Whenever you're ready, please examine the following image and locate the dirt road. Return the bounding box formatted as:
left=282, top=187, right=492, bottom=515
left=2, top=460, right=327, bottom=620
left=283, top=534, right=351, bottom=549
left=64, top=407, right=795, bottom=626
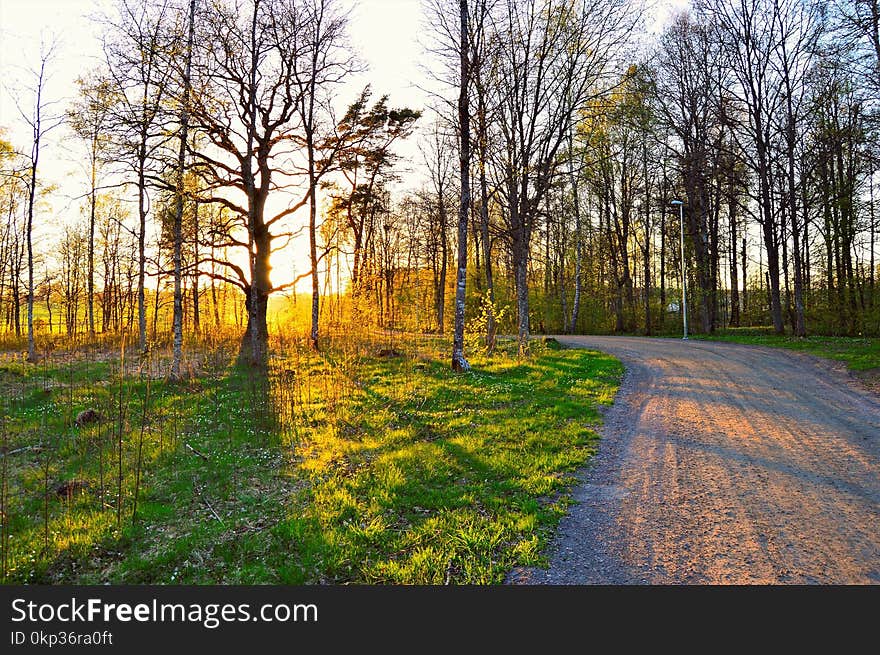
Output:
left=508, top=336, right=880, bottom=584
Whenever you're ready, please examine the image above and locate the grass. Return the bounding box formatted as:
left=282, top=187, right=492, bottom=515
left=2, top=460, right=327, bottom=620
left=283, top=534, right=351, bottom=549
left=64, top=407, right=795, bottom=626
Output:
left=0, top=334, right=621, bottom=584
left=690, top=328, right=880, bottom=372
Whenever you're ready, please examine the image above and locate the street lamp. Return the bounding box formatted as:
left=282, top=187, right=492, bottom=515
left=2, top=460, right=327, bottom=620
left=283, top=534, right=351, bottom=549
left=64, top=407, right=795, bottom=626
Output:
left=671, top=200, right=688, bottom=340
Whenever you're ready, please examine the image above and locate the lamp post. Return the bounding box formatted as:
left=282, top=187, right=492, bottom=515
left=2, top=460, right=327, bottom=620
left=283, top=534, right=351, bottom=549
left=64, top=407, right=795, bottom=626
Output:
left=671, top=200, right=688, bottom=340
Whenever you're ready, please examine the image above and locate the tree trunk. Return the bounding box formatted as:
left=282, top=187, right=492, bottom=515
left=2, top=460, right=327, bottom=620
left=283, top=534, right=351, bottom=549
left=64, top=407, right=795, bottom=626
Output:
left=783, top=70, right=806, bottom=336
left=211, top=256, right=220, bottom=329
left=757, top=140, right=784, bottom=334
left=741, top=236, right=748, bottom=321
left=477, top=105, right=495, bottom=350
left=451, top=0, right=470, bottom=372
left=782, top=204, right=794, bottom=330
left=46, top=280, right=53, bottom=333
left=728, top=185, right=740, bottom=327
left=568, top=127, right=582, bottom=335
left=642, top=137, right=651, bottom=336
left=170, top=0, right=195, bottom=379
left=304, top=21, right=322, bottom=353
left=192, top=201, right=200, bottom=333
left=870, top=176, right=875, bottom=308
left=88, top=156, right=96, bottom=336
left=514, top=250, right=529, bottom=355
left=309, top=167, right=320, bottom=352
left=24, top=58, right=51, bottom=362
left=660, top=165, right=667, bottom=324
left=241, top=289, right=268, bottom=360
left=137, top=154, right=148, bottom=352
left=240, top=1, right=265, bottom=367
left=26, top=155, right=38, bottom=362
left=436, top=198, right=448, bottom=335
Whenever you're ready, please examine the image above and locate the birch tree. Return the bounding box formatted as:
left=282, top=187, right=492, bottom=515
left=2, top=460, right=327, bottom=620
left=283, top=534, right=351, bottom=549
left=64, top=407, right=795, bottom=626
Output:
left=170, top=0, right=196, bottom=379
left=13, top=38, right=64, bottom=361
left=451, top=0, right=471, bottom=372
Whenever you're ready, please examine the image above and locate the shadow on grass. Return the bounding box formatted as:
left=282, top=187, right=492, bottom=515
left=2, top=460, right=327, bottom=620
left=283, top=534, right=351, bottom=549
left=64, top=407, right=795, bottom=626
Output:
left=3, top=344, right=621, bottom=585
left=278, top=347, right=621, bottom=584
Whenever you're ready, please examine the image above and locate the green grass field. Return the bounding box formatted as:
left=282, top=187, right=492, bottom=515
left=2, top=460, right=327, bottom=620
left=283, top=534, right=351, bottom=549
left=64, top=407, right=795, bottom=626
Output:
left=0, top=336, right=621, bottom=584
left=691, top=329, right=880, bottom=372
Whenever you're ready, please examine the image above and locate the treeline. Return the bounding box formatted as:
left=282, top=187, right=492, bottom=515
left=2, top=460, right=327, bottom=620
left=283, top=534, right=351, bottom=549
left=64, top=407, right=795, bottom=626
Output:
left=385, top=0, right=879, bottom=342
left=1, top=0, right=878, bottom=374
left=0, top=0, right=427, bottom=372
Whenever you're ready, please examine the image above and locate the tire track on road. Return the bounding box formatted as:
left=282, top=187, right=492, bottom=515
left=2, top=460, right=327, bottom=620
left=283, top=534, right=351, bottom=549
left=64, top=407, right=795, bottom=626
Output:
left=507, top=336, right=880, bottom=584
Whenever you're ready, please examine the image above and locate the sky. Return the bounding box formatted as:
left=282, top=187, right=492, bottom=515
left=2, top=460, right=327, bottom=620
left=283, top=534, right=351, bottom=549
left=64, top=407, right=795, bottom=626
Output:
left=0, top=0, right=432, bottom=199
left=0, top=0, right=691, bottom=289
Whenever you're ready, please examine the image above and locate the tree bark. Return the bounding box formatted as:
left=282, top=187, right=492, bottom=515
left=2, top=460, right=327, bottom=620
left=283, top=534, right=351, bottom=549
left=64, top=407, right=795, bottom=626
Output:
left=171, top=0, right=195, bottom=379
left=568, top=126, right=582, bottom=334
left=88, top=150, right=96, bottom=336
left=728, top=190, right=740, bottom=328
left=451, top=0, right=471, bottom=372
left=243, top=0, right=263, bottom=367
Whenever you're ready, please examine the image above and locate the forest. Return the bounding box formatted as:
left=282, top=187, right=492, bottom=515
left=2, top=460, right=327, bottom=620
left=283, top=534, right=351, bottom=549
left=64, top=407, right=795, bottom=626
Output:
left=2, top=0, right=878, bottom=364
left=0, top=0, right=877, bottom=584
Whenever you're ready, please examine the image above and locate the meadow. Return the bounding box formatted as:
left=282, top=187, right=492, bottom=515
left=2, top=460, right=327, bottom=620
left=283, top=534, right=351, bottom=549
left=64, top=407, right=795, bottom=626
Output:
left=0, top=329, right=621, bottom=584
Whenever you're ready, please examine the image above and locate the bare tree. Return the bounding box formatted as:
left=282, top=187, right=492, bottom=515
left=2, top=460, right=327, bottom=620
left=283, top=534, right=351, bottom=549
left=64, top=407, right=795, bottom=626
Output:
left=102, top=0, right=176, bottom=352
left=68, top=74, right=113, bottom=337
left=421, top=123, right=454, bottom=334
left=471, top=0, right=501, bottom=349
left=772, top=0, right=822, bottom=336
left=489, top=0, right=638, bottom=353
left=188, top=0, right=306, bottom=366
left=423, top=0, right=501, bottom=350
left=12, top=37, right=64, bottom=361
left=833, top=0, right=880, bottom=90
left=651, top=13, right=724, bottom=334
left=289, top=0, right=358, bottom=352
left=703, top=0, right=789, bottom=334
left=566, top=119, right=584, bottom=334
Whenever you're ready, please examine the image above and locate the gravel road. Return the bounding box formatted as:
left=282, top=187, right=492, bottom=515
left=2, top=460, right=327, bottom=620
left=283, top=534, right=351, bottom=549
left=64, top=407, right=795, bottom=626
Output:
left=507, top=336, right=880, bottom=584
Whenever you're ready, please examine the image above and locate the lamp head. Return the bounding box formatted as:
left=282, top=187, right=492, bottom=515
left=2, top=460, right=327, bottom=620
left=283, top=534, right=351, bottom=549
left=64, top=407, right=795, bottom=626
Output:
left=670, top=200, right=684, bottom=206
